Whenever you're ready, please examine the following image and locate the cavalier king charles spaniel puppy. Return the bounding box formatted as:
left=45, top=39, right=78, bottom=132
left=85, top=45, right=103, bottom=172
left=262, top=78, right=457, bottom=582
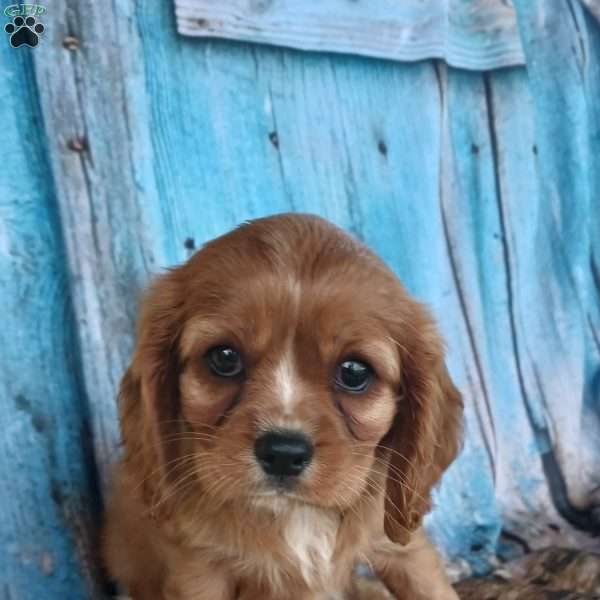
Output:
left=104, top=214, right=463, bottom=600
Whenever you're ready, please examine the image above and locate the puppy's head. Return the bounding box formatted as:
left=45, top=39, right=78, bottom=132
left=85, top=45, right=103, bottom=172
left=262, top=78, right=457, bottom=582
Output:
left=120, top=214, right=462, bottom=543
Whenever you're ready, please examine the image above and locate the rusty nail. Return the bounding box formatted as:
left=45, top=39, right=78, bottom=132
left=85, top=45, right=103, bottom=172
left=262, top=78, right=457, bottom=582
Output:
left=62, top=36, right=80, bottom=50
left=67, top=137, right=87, bottom=152
left=41, top=552, right=54, bottom=576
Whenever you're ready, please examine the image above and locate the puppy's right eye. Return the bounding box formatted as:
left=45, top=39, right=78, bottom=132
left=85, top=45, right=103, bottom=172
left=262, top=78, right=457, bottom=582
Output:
left=206, top=346, right=244, bottom=377
left=335, top=359, right=372, bottom=393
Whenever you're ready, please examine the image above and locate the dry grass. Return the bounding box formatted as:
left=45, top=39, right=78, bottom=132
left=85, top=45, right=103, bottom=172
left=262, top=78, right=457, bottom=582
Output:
left=455, top=548, right=600, bottom=600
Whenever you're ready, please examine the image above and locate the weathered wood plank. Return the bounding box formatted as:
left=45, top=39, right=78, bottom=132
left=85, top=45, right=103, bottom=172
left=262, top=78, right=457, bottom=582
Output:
left=581, top=0, right=600, bottom=22
left=436, top=67, right=542, bottom=569
left=31, top=0, right=164, bottom=491
left=175, top=0, right=526, bottom=71
left=483, top=65, right=596, bottom=547
left=0, top=42, right=104, bottom=600
left=512, top=0, right=600, bottom=530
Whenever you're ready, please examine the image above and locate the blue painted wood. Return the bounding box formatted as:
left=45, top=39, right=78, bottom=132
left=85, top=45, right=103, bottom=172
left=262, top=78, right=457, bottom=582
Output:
left=175, top=0, right=526, bottom=70
left=510, top=0, right=600, bottom=533
left=0, top=0, right=599, bottom=594
left=0, top=42, right=104, bottom=599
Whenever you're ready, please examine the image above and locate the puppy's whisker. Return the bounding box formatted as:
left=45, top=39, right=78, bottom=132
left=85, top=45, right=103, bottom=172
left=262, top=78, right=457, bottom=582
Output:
left=352, top=459, right=405, bottom=484
left=161, top=435, right=220, bottom=444
left=355, top=475, right=414, bottom=537
left=350, top=450, right=426, bottom=486
left=154, top=418, right=219, bottom=430
left=331, top=478, right=365, bottom=522
left=151, top=462, right=239, bottom=510
left=133, top=452, right=199, bottom=491
left=150, top=463, right=200, bottom=510
left=161, top=429, right=219, bottom=436
left=343, top=476, right=376, bottom=514
left=349, top=460, right=418, bottom=498
left=353, top=444, right=418, bottom=468
left=348, top=461, right=429, bottom=507
left=202, top=473, right=238, bottom=511
left=150, top=455, right=206, bottom=498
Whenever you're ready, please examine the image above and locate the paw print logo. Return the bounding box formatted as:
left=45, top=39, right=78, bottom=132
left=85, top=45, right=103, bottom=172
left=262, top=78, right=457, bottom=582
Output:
left=5, top=16, right=45, bottom=48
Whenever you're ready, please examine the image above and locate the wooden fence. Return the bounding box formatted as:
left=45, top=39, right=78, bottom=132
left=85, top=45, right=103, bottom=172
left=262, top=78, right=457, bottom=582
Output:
left=1, top=0, right=599, bottom=597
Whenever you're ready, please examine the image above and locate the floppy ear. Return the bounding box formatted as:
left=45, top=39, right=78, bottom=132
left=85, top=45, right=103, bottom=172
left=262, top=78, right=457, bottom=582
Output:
left=118, top=272, right=185, bottom=514
left=383, top=315, right=463, bottom=545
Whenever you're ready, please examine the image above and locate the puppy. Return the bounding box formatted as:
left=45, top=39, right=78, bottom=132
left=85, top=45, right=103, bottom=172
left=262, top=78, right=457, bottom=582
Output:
left=103, top=214, right=463, bottom=600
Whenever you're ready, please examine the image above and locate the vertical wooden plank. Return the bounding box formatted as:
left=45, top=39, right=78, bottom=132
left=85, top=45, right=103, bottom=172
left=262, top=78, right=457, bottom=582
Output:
left=31, top=0, right=164, bottom=490
left=442, top=65, right=588, bottom=558
left=439, top=67, right=547, bottom=565
left=136, top=0, right=295, bottom=254
left=0, top=42, right=104, bottom=599
left=511, top=0, right=600, bottom=533
left=486, top=66, right=589, bottom=540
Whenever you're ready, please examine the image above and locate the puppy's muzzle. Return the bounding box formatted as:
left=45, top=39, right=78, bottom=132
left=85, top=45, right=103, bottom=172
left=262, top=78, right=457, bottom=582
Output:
left=254, top=431, right=313, bottom=480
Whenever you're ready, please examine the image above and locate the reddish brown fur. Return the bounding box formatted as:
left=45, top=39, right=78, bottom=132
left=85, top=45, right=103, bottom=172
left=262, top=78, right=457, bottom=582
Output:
left=103, top=214, right=463, bottom=599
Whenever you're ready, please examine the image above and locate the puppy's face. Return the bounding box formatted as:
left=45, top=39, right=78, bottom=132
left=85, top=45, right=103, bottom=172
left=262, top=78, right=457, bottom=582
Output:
left=178, top=266, right=401, bottom=511
left=125, top=215, right=462, bottom=541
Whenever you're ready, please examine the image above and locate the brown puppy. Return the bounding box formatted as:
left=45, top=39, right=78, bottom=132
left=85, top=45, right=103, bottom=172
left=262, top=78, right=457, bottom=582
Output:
left=103, top=214, right=463, bottom=600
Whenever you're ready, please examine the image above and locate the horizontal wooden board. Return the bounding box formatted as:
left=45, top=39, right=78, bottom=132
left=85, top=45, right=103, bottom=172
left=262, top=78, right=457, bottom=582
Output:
left=175, top=0, right=526, bottom=70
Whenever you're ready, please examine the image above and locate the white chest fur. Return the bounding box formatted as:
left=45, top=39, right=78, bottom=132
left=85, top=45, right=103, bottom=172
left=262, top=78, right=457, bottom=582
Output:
left=283, top=504, right=340, bottom=587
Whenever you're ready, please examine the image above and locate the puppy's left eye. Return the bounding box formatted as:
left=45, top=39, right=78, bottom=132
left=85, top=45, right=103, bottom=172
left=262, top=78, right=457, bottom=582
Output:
left=335, top=360, right=372, bottom=393
left=207, top=346, right=244, bottom=377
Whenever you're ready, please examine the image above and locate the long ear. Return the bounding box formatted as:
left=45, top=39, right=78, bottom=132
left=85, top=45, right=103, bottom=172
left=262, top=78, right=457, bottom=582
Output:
left=118, top=271, right=185, bottom=514
left=383, top=316, right=463, bottom=544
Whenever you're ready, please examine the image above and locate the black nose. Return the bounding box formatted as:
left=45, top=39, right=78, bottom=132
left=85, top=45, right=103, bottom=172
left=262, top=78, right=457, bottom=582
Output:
left=254, top=431, right=314, bottom=478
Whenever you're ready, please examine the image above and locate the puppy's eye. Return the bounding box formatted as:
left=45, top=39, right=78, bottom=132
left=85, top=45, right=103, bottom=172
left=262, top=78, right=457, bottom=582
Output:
left=207, top=346, right=244, bottom=377
left=335, top=360, right=372, bottom=393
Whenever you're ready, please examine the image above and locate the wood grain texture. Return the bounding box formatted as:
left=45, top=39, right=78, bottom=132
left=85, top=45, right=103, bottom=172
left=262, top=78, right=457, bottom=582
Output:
left=581, top=0, right=600, bottom=22
left=0, top=38, right=104, bottom=600
left=175, top=0, right=526, bottom=71
left=30, top=0, right=163, bottom=491
left=0, top=0, right=598, bottom=595
left=511, top=0, right=600, bottom=533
